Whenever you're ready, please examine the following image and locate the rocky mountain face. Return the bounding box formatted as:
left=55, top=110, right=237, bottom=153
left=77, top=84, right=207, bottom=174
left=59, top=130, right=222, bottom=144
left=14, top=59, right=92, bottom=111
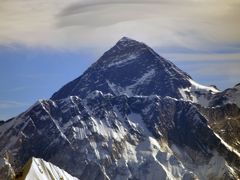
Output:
left=198, top=84, right=240, bottom=154
left=199, top=103, right=240, bottom=153
left=51, top=37, right=219, bottom=105
left=0, top=37, right=239, bottom=180
left=209, top=83, right=240, bottom=108
left=51, top=37, right=191, bottom=100
left=0, top=153, right=15, bottom=180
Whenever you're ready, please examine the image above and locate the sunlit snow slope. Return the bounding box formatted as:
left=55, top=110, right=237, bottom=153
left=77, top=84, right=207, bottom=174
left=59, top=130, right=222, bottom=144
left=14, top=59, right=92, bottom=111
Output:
left=15, top=157, right=78, bottom=180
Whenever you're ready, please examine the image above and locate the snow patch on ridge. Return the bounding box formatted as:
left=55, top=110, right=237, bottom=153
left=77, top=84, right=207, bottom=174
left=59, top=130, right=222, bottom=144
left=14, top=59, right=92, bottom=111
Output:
left=107, top=69, right=155, bottom=96
left=179, top=78, right=220, bottom=106
left=23, top=157, right=78, bottom=180
left=216, top=85, right=240, bottom=108
left=107, top=54, right=138, bottom=68
left=39, top=101, right=71, bottom=144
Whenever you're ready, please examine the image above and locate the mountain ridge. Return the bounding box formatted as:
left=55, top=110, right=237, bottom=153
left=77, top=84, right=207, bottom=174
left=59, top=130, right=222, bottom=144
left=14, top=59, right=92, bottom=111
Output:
left=51, top=37, right=219, bottom=107
left=0, top=37, right=239, bottom=180
left=15, top=157, right=78, bottom=180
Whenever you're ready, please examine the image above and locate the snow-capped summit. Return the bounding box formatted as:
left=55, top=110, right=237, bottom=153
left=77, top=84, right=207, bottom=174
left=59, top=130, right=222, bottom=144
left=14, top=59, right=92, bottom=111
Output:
left=52, top=37, right=217, bottom=103
left=116, top=36, right=141, bottom=47
left=118, top=36, right=133, bottom=42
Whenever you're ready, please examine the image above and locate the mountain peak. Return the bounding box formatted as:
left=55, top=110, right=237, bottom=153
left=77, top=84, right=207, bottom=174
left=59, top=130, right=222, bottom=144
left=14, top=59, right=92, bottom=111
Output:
left=119, top=36, right=134, bottom=42
left=117, top=36, right=141, bottom=45
left=113, top=36, right=146, bottom=50
left=51, top=38, right=194, bottom=100
left=93, top=36, right=153, bottom=68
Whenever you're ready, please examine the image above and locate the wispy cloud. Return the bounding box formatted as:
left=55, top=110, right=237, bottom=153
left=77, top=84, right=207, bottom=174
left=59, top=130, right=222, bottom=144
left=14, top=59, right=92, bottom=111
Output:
left=0, top=100, right=29, bottom=120
left=161, top=52, right=240, bottom=62
left=170, top=58, right=240, bottom=90
left=0, top=100, right=29, bottom=109
left=0, top=0, right=239, bottom=53
left=193, top=62, right=240, bottom=77
left=9, top=87, right=28, bottom=92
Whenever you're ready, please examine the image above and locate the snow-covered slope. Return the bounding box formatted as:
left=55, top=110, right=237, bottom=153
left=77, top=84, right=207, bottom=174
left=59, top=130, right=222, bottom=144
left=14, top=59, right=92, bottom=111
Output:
left=15, top=157, right=78, bottom=180
left=0, top=93, right=239, bottom=179
left=179, top=79, right=220, bottom=106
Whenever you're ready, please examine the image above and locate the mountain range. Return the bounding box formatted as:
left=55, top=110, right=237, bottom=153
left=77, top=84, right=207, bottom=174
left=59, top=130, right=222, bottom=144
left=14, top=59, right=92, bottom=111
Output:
left=0, top=37, right=239, bottom=180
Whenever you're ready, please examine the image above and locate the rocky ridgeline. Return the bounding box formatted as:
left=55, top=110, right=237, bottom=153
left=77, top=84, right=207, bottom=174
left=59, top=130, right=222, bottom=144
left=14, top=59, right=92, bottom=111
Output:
left=0, top=37, right=239, bottom=180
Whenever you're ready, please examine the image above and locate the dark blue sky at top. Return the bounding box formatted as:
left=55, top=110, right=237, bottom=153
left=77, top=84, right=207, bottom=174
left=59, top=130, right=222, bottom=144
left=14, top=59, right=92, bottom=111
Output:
left=0, top=45, right=240, bottom=120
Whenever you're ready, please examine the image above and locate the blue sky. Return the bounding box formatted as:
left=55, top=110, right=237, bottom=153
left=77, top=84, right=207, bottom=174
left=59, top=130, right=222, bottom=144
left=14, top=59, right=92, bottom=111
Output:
left=0, top=0, right=240, bottom=119
left=0, top=47, right=96, bottom=120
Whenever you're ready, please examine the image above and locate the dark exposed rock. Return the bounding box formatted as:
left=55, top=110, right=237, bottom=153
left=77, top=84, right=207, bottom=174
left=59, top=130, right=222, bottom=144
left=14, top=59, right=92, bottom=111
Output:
left=51, top=37, right=191, bottom=100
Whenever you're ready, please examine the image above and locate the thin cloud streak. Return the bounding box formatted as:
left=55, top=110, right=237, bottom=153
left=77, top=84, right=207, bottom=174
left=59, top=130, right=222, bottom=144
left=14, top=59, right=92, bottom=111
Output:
left=0, top=100, right=29, bottom=109
left=9, top=87, right=28, bottom=92
left=161, top=53, right=240, bottom=62
left=0, top=0, right=239, bottom=53
left=58, top=0, right=176, bottom=16
left=177, top=61, right=240, bottom=77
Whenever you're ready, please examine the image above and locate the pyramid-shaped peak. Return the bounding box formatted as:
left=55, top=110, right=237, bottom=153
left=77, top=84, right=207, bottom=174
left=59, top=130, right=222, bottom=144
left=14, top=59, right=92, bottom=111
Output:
left=119, top=36, right=137, bottom=42
left=51, top=37, right=193, bottom=100
left=116, top=36, right=144, bottom=47
left=91, top=36, right=162, bottom=70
